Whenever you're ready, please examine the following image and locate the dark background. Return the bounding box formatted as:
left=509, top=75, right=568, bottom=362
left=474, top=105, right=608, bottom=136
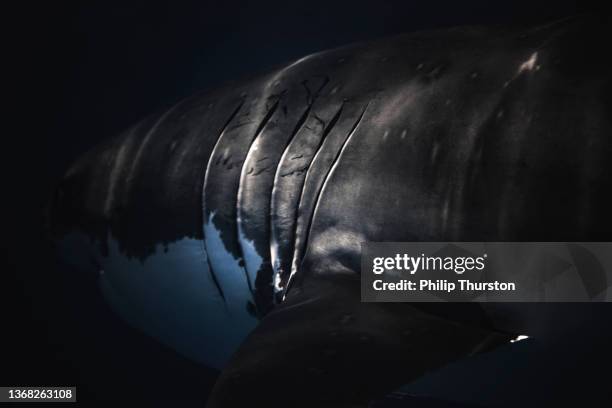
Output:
left=3, top=1, right=606, bottom=406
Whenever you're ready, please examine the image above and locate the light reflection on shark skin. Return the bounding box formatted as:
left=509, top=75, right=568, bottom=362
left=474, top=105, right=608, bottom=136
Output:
left=58, top=230, right=258, bottom=369
left=237, top=221, right=264, bottom=292
left=203, top=212, right=260, bottom=323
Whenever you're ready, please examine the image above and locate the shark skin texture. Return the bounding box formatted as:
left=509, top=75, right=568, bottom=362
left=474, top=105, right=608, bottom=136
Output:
left=48, top=14, right=611, bottom=407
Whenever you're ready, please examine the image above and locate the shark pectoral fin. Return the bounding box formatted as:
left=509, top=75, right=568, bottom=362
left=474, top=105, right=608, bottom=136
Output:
left=206, top=277, right=509, bottom=407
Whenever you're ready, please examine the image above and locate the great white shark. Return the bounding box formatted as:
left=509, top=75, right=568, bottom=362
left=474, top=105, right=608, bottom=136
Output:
left=49, top=14, right=611, bottom=406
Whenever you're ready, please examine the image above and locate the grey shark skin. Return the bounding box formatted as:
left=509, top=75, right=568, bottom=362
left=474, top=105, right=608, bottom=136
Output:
left=49, top=15, right=611, bottom=407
